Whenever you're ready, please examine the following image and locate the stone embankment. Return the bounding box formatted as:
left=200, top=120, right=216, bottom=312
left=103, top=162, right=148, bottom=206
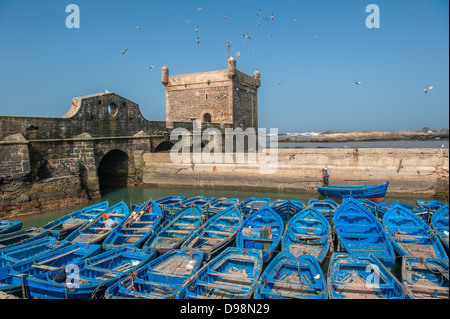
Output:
left=278, top=130, right=449, bottom=143
left=142, top=148, right=449, bottom=200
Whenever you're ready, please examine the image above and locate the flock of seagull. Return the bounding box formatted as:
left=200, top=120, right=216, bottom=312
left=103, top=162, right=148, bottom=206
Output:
left=119, top=7, right=435, bottom=93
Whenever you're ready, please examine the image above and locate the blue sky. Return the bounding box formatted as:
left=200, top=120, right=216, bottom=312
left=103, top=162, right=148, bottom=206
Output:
left=0, top=0, right=448, bottom=132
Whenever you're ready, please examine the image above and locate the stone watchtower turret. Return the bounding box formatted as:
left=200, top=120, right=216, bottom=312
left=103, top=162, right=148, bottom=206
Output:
left=161, top=58, right=260, bottom=129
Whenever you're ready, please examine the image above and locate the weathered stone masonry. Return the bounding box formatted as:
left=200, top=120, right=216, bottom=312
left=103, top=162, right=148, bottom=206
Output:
left=0, top=60, right=260, bottom=217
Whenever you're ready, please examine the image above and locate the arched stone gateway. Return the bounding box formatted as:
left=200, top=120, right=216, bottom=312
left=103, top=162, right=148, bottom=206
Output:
left=97, top=150, right=129, bottom=190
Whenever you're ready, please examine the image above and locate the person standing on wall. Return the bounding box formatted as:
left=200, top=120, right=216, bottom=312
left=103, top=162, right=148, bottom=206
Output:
left=322, top=168, right=329, bottom=186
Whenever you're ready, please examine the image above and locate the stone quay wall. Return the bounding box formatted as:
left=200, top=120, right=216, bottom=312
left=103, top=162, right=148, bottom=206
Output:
left=142, top=148, right=449, bottom=198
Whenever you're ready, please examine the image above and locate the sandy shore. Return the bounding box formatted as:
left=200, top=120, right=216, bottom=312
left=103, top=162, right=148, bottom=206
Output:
left=278, top=130, right=449, bottom=143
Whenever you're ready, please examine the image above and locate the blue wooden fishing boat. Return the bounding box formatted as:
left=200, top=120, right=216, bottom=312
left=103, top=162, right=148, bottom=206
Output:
left=327, top=252, right=407, bottom=299
left=239, top=197, right=271, bottom=217
left=105, top=250, right=204, bottom=299
left=357, top=198, right=389, bottom=219
left=270, top=199, right=305, bottom=222
left=0, top=237, right=64, bottom=270
left=282, top=207, right=331, bottom=264
left=0, top=220, right=22, bottom=236
left=307, top=199, right=338, bottom=222
left=254, top=253, right=327, bottom=299
left=383, top=203, right=448, bottom=261
left=431, top=204, right=449, bottom=250
left=181, top=206, right=243, bottom=261
left=64, top=201, right=130, bottom=245
left=143, top=205, right=203, bottom=254
left=401, top=256, right=449, bottom=299
left=236, top=206, right=283, bottom=263
left=202, top=197, right=239, bottom=219
left=176, top=247, right=263, bottom=299
left=103, top=200, right=163, bottom=249
left=27, top=246, right=156, bottom=299
left=416, top=199, right=446, bottom=212
left=318, top=182, right=389, bottom=202
left=0, top=227, right=59, bottom=249
left=333, top=197, right=396, bottom=268
left=390, top=201, right=429, bottom=221
left=0, top=243, right=101, bottom=295
left=40, top=201, right=109, bottom=240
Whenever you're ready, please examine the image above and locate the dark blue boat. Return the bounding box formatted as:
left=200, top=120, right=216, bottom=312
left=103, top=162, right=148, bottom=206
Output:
left=176, top=247, right=263, bottom=299
left=103, top=200, right=163, bottom=249
left=40, top=201, right=109, bottom=240
left=0, top=237, right=64, bottom=270
left=430, top=204, right=449, bottom=250
left=27, top=247, right=156, bottom=299
left=239, top=197, right=271, bottom=217
left=236, top=206, right=283, bottom=263
left=105, top=250, right=204, bottom=299
left=64, top=201, right=130, bottom=245
left=416, top=199, right=446, bottom=213
left=307, top=199, right=338, bottom=222
left=333, top=197, right=396, bottom=268
left=0, top=243, right=101, bottom=295
left=202, top=197, right=239, bottom=219
left=181, top=206, right=243, bottom=261
left=270, top=199, right=305, bottom=222
left=254, top=253, right=327, bottom=299
left=383, top=203, right=448, bottom=261
left=282, top=207, right=331, bottom=264
left=0, top=220, right=22, bottom=235
left=318, top=182, right=389, bottom=202
left=327, top=252, right=407, bottom=299
left=357, top=198, right=389, bottom=219
left=0, top=227, right=59, bottom=248
left=143, top=205, right=204, bottom=254
left=401, top=256, right=449, bottom=299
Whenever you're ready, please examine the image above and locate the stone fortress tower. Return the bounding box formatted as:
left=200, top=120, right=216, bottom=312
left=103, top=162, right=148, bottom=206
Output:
left=161, top=57, right=260, bottom=130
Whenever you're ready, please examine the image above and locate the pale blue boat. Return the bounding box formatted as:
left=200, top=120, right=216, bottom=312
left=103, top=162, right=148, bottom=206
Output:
left=143, top=205, right=204, bottom=253
left=103, top=200, right=163, bottom=249
left=327, top=252, right=407, bottom=299
left=0, top=220, right=22, bottom=236
left=239, top=197, right=271, bottom=217
left=26, top=246, right=156, bottom=299
left=383, top=203, right=448, bottom=261
left=270, top=199, right=305, bottom=222
left=0, top=243, right=101, bottom=295
left=176, top=247, right=263, bottom=299
left=40, top=201, right=109, bottom=240
left=64, top=201, right=130, bottom=245
left=282, top=207, right=331, bottom=264
left=105, top=250, right=204, bottom=299
left=236, top=206, right=283, bottom=263
left=431, top=204, right=449, bottom=250
left=401, top=256, right=449, bottom=299
left=254, top=253, right=327, bottom=299
left=307, top=199, right=338, bottom=222
left=181, top=206, right=243, bottom=261
left=333, top=197, right=396, bottom=268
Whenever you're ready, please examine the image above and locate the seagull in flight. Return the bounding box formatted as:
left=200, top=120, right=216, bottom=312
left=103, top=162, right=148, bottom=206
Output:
left=241, top=33, right=251, bottom=40
left=224, top=14, right=229, bottom=19
left=122, top=49, right=128, bottom=55
left=195, top=26, right=199, bottom=33
left=424, top=85, right=433, bottom=93
left=257, top=10, right=261, bottom=16
left=196, top=8, right=204, bottom=11
left=354, top=81, right=362, bottom=85
left=197, top=37, right=200, bottom=45
left=136, top=26, right=141, bottom=30
left=271, top=13, right=274, bottom=20
left=147, top=66, right=155, bottom=69
left=184, top=20, right=192, bottom=23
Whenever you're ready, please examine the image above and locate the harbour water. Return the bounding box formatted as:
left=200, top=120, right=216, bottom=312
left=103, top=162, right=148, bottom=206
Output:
left=15, top=185, right=420, bottom=229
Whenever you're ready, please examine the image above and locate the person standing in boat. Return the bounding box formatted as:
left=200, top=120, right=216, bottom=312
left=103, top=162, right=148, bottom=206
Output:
left=322, top=168, right=329, bottom=186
